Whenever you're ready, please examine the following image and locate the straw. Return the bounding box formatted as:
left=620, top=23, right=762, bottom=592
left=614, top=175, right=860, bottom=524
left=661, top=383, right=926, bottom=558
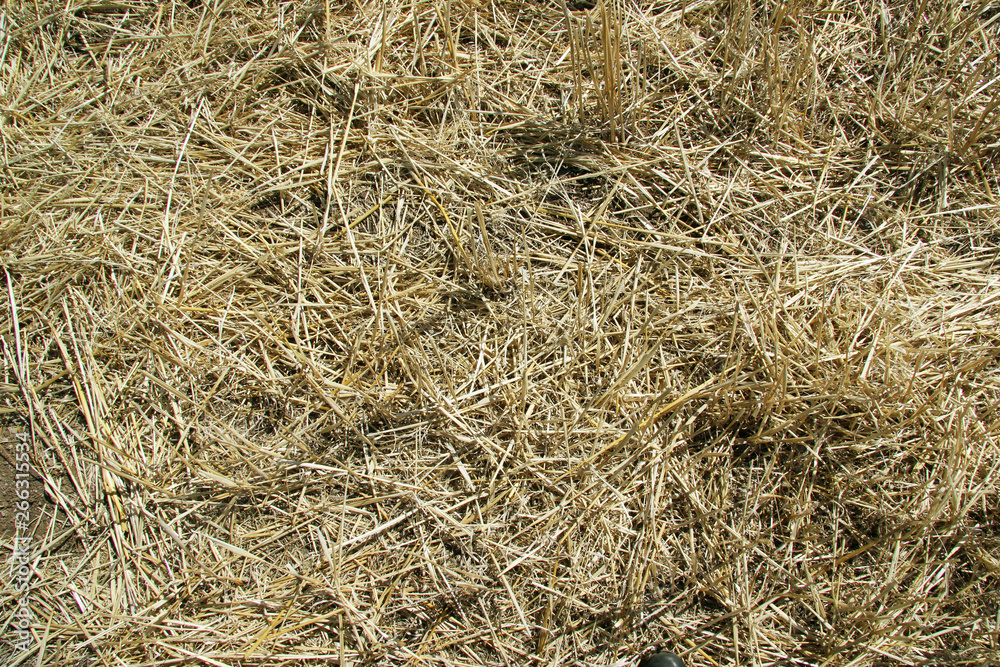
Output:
left=0, top=0, right=997, bottom=665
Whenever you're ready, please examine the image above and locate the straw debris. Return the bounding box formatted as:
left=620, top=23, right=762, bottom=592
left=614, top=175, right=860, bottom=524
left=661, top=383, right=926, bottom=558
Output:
left=1, top=0, right=998, bottom=665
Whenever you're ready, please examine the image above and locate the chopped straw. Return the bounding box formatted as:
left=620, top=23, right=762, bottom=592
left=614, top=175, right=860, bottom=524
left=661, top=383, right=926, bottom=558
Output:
left=1, top=0, right=999, bottom=665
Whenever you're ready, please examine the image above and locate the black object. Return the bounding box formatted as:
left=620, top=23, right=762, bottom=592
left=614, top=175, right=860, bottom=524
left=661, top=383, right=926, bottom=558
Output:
left=639, top=652, right=686, bottom=667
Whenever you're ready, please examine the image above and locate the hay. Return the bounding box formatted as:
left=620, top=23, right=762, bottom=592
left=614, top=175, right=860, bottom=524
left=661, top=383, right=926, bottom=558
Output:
left=1, top=0, right=998, bottom=665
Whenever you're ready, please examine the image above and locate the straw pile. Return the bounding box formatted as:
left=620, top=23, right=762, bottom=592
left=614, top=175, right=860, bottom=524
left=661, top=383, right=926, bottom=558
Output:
left=1, top=0, right=998, bottom=665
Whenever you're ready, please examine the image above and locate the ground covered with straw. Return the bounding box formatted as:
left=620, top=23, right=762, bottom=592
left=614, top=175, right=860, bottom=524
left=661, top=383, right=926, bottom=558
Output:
left=1, top=0, right=999, bottom=665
